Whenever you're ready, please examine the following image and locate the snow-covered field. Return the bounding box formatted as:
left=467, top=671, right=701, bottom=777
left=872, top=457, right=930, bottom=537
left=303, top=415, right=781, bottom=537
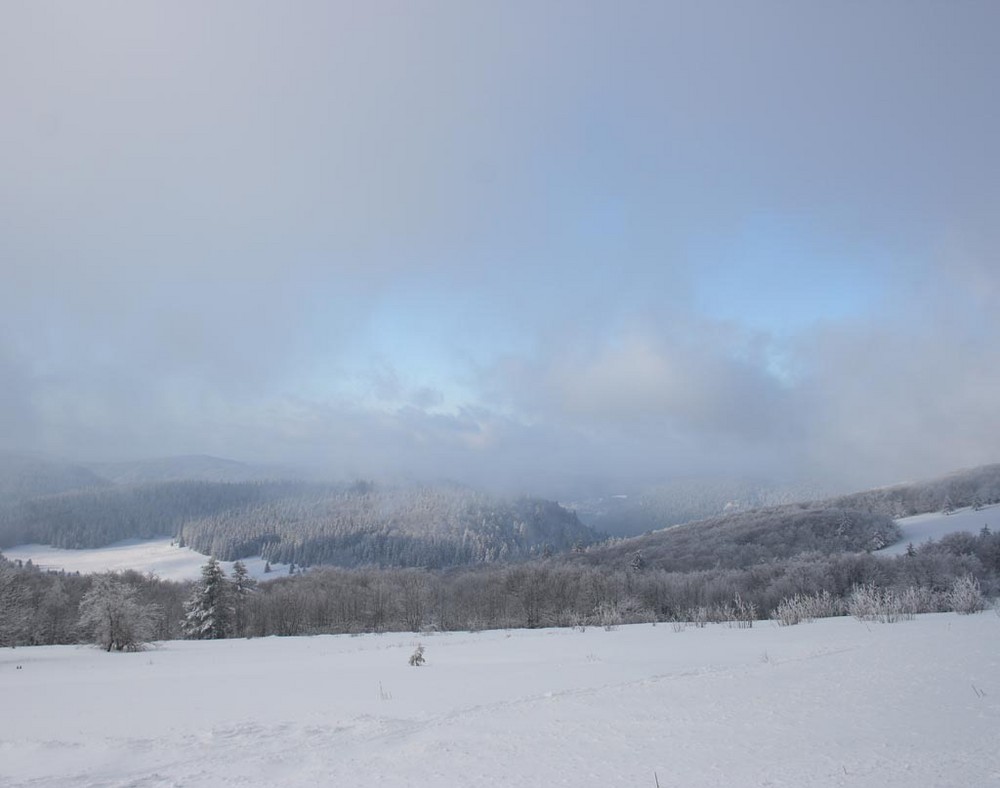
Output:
left=879, top=504, right=999, bottom=556
left=1, top=539, right=287, bottom=582
left=2, top=614, right=998, bottom=787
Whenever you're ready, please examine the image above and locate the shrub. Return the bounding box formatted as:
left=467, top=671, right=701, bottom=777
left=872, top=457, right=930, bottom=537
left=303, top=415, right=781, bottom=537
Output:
left=409, top=644, right=425, bottom=666
left=682, top=607, right=710, bottom=628
left=897, top=586, right=943, bottom=616
left=727, top=593, right=757, bottom=629
left=947, top=575, right=986, bottom=614
left=849, top=583, right=910, bottom=623
left=595, top=600, right=623, bottom=631
left=773, top=590, right=845, bottom=626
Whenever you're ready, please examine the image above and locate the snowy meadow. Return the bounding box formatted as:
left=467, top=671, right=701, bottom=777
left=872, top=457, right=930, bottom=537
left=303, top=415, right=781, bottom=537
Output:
left=2, top=613, right=998, bottom=788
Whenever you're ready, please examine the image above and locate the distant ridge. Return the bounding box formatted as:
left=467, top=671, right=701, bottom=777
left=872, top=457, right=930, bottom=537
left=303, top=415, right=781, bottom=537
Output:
left=0, top=453, right=111, bottom=504
left=85, top=454, right=283, bottom=484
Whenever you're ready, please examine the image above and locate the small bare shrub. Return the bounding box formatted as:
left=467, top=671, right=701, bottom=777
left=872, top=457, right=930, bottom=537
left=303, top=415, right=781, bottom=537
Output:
left=409, top=644, right=425, bottom=666
left=595, top=600, right=623, bottom=631
left=947, top=575, right=986, bottom=615
left=898, top=586, right=942, bottom=616
left=774, top=595, right=810, bottom=626
left=728, top=593, right=757, bottom=629
left=849, top=584, right=910, bottom=623
left=687, top=606, right=710, bottom=628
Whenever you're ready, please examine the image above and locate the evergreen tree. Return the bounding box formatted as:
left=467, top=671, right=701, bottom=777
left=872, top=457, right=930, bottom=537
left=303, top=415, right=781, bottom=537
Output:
left=182, top=557, right=234, bottom=639
left=230, top=560, right=257, bottom=638
left=0, top=562, right=32, bottom=647
left=231, top=561, right=257, bottom=595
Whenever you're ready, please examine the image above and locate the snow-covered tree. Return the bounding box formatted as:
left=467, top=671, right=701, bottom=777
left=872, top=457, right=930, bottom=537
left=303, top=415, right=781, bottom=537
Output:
left=77, top=574, right=160, bottom=652
left=182, top=557, right=234, bottom=639
left=230, top=560, right=257, bottom=637
left=231, top=561, right=256, bottom=595
left=947, top=574, right=986, bottom=615
left=0, top=561, right=32, bottom=647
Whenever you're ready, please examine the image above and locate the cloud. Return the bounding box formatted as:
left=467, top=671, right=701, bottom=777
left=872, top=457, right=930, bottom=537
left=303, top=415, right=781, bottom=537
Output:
left=1, top=2, right=999, bottom=495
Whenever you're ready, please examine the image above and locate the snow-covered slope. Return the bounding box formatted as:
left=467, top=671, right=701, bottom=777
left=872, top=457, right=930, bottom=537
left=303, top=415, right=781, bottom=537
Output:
left=2, top=538, right=287, bottom=582
left=2, top=613, right=997, bottom=787
left=879, top=504, right=999, bottom=556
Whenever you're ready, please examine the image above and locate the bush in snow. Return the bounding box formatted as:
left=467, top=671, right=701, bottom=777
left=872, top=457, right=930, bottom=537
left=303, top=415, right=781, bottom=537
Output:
left=409, top=644, right=425, bottom=666
left=595, top=600, right=623, bottom=631
left=848, top=584, right=919, bottom=623
left=947, top=575, right=986, bottom=615
left=725, top=593, right=757, bottom=629
left=774, top=596, right=809, bottom=626
left=897, top=586, right=944, bottom=616
left=683, top=607, right=710, bottom=628
left=774, top=592, right=840, bottom=626
left=77, top=574, right=160, bottom=652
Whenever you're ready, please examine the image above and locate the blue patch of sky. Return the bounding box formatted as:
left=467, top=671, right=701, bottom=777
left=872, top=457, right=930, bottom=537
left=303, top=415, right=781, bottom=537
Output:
left=688, top=215, right=892, bottom=336
left=333, top=282, right=535, bottom=411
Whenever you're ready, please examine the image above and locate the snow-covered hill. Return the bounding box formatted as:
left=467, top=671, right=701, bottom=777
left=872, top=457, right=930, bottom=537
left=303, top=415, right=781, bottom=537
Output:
left=2, top=538, right=287, bottom=582
left=879, top=504, right=1000, bottom=556
left=2, top=613, right=997, bottom=787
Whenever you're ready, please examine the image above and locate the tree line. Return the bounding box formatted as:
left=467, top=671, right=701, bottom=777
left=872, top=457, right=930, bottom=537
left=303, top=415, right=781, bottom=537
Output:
left=3, top=525, right=997, bottom=648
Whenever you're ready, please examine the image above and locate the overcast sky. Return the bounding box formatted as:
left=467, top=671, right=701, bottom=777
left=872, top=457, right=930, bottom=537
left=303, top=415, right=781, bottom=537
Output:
left=2, top=1, right=999, bottom=495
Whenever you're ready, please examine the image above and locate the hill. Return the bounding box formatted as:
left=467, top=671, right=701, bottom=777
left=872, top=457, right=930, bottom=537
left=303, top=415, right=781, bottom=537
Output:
left=827, top=463, right=1000, bottom=518
left=85, top=454, right=284, bottom=484
left=567, top=477, right=832, bottom=537
left=0, top=453, right=111, bottom=504
left=0, top=479, right=600, bottom=569
left=569, top=503, right=899, bottom=573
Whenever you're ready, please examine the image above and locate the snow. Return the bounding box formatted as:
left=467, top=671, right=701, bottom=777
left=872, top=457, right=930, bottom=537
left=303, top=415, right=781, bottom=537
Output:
left=879, top=504, right=999, bottom=556
left=1, top=538, right=289, bottom=582
left=2, top=613, right=998, bottom=787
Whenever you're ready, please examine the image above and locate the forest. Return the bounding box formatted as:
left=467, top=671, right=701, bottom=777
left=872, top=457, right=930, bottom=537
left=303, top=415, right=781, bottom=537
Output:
left=2, top=460, right=1000, bottom=649
left=2, top=511, right=997, bottom=648
left=0, top=479, right=600, bottom=569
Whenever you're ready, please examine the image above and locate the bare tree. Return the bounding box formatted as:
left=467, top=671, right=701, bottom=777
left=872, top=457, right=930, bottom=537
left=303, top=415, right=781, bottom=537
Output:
left=77, top=574, right=160, bottom=651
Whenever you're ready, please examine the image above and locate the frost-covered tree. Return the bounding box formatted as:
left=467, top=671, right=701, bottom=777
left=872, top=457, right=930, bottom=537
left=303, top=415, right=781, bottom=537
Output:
left=947, top=574, right=985, bottom=614
left=0, top=561, right=32, bottom=647
left=77, top=574, right=160, bottom=651
left=182, top=557, right=234, bottom=639
left=231, top=561, right=256, bottom=594
left=230, top=560, right=257, bottom=637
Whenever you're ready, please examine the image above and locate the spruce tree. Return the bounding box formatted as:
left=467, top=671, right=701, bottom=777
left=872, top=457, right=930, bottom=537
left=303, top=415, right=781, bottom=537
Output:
left=182, top=557, right=234, bottom=639
left=230, top=561, right=257, bottom=638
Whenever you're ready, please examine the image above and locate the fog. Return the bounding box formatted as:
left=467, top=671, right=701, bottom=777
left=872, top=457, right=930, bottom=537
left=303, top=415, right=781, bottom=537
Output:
left=2, top=2, right=999, bottom=496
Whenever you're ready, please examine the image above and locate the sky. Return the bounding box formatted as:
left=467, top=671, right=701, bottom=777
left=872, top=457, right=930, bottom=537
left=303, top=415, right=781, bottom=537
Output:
left=2, top=1, right=999, bottom=496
